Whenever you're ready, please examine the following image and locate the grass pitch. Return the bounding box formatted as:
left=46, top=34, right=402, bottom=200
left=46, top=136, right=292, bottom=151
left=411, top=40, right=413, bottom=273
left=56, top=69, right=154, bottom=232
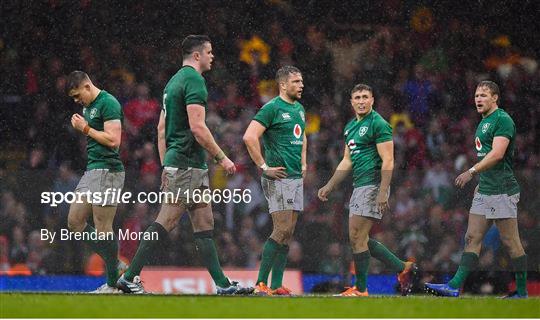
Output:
left=0, top=293, right=538, bottom=318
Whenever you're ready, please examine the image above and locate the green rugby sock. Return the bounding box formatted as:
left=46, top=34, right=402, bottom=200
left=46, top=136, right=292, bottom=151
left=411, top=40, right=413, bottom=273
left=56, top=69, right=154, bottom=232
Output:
left=368, top=238, right=405, bottom=272
left=512, top=255, right=528, bottom=296
left=83, top=225, right=119, bottom=285
left=82, top=224, right=101, bottom=254
left=193, top=230, right=230, bottom=288
left=448, top=252, right=479, bottom=289
left=353, top=250, right=370, bottom=292
left=124, top=222, right=168, bottom=281
left=257, top=238, right=280, bottom=285
left=99, top=237, right=119, bottom=286
left=270, top=244, right=289, bottom=290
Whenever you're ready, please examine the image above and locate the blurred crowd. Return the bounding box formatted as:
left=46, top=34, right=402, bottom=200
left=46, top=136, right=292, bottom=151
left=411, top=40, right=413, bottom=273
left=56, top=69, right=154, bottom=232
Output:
left=1, top=1, right=539, bottom=293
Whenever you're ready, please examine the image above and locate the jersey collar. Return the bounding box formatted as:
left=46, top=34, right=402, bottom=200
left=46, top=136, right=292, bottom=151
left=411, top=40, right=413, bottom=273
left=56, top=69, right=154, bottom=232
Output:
left=277, top=96, right=298, bottom=107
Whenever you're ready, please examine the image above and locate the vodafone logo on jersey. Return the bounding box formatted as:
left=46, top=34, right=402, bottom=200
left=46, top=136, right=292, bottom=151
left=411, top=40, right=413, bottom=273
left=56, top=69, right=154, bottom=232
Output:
left=293, top=124, right=302, bottom=139
left=348, top=139, right=357, bottom=150
left=475, top=137, right=482, bottom=151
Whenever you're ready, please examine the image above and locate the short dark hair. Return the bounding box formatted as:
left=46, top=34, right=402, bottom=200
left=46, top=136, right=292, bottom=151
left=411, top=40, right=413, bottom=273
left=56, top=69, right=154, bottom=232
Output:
left=276, top=65, right=302, bottom=83
left=182, top=35, right=211, bottom=59
left=66, top=71, right=90, bottom=93
left=350, top=83, right=373, bottom=96
left=477, top=80, right=500, bottom=96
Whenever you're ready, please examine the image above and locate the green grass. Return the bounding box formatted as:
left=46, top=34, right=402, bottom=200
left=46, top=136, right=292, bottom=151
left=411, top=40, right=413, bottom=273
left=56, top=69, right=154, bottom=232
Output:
left=0, top=293, right=538, bottom=318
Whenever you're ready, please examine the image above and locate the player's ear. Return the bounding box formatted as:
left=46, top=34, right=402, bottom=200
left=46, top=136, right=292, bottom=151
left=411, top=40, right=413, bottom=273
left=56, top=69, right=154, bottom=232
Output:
left=492, top=94, right=498, bottom=103
left=193, top=51, right=200, bottom=61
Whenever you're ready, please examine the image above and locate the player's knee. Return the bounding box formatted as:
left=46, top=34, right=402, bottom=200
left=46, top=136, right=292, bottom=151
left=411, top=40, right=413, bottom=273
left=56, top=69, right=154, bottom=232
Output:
left=161, top=217, right=179, bottom=232
left=350, top=241, right=366, bottom=253
left=192, top=220, right=214, bottom=233
left=270, top=232, right=284, bottom=244
left=94, top=216, right=112, bottom=232
left=499, top=233, right=512, bottom=248
left=281, top=229, right=293, bottom=244
left=67, top=215, right=85, bottom=232
left=352, top=239, right=368, bottom=252
left=348, top=232, right=357, bottom=246
left=464, top=232, right=482, bottom=247
left=283, top=223, right=296, bottom=241
left=155, top=212, right=180, bottom=232
left=94, top=222, right=113, bottom=234
left=500, top=235, right=523, bottom=256
left=349, top=230, right=363, bottom=244
left=270, top=228, right=291, bottom=244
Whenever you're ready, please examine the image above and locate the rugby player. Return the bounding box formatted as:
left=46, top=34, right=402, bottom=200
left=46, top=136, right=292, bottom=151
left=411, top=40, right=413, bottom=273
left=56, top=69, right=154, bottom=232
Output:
left=117, top=35, right=252, bottom=295
left=243, top=66, right=307, bottom=295
left=318, top=84, right=417, bottom=296
left=425, top=81, right=528, bottom=298
left=66, top=71, right=125, bottom=293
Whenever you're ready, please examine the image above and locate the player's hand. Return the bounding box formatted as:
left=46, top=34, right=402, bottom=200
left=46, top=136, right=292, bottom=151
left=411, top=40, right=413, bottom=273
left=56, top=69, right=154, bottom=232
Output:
left=376, top=190, right=390, bottom=214
left=71, top=114, right=87, bottom=132
left=160, top=169, right=168, bottom=191
left=318, top=184, right=332, bottom=201
left=264, top=166, right=287, bottom=180
left=218, top=156, right=236, bottom=175
left=455, top=171, right=473, bottom=188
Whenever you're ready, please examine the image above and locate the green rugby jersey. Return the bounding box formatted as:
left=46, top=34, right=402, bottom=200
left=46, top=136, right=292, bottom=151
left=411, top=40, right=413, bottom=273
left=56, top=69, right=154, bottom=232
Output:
left=343, top=110, right=392, bottom=187
left=82, top=90, right=124, bottom=172
left=475, top=108, right=520, bottom=195
left=253, top=96, right=306, bottom=179
left=163, top=66, right=208, bottom=169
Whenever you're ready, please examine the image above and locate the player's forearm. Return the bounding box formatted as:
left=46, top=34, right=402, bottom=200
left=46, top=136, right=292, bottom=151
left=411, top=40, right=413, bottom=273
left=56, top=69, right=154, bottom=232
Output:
left=471, top=150, right=504, bottom=173
left=379, top=160, right=394, bottom=193
left=244, top=138, right=265, bottom=167
left=87, top=129, right=119, bottom=149
left=191, top=125, right=223, bottom=159
left=157, top=111, right=166, bottom=165
left=326, top=159, right=352, bottom=190
left=157, top=132, right=166, bottom=165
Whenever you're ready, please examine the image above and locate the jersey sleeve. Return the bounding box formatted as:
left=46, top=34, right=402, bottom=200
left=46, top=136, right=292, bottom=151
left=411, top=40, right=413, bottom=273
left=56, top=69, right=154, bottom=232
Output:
left=253, top=104, right=275, bottom=128
left=374, top=119, right=393, bottom=143
left=185, top=75, right=208, bottom=106
left=494, top=115, right=515, bottom=140
left=102, top=98, right=122, bottom=122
